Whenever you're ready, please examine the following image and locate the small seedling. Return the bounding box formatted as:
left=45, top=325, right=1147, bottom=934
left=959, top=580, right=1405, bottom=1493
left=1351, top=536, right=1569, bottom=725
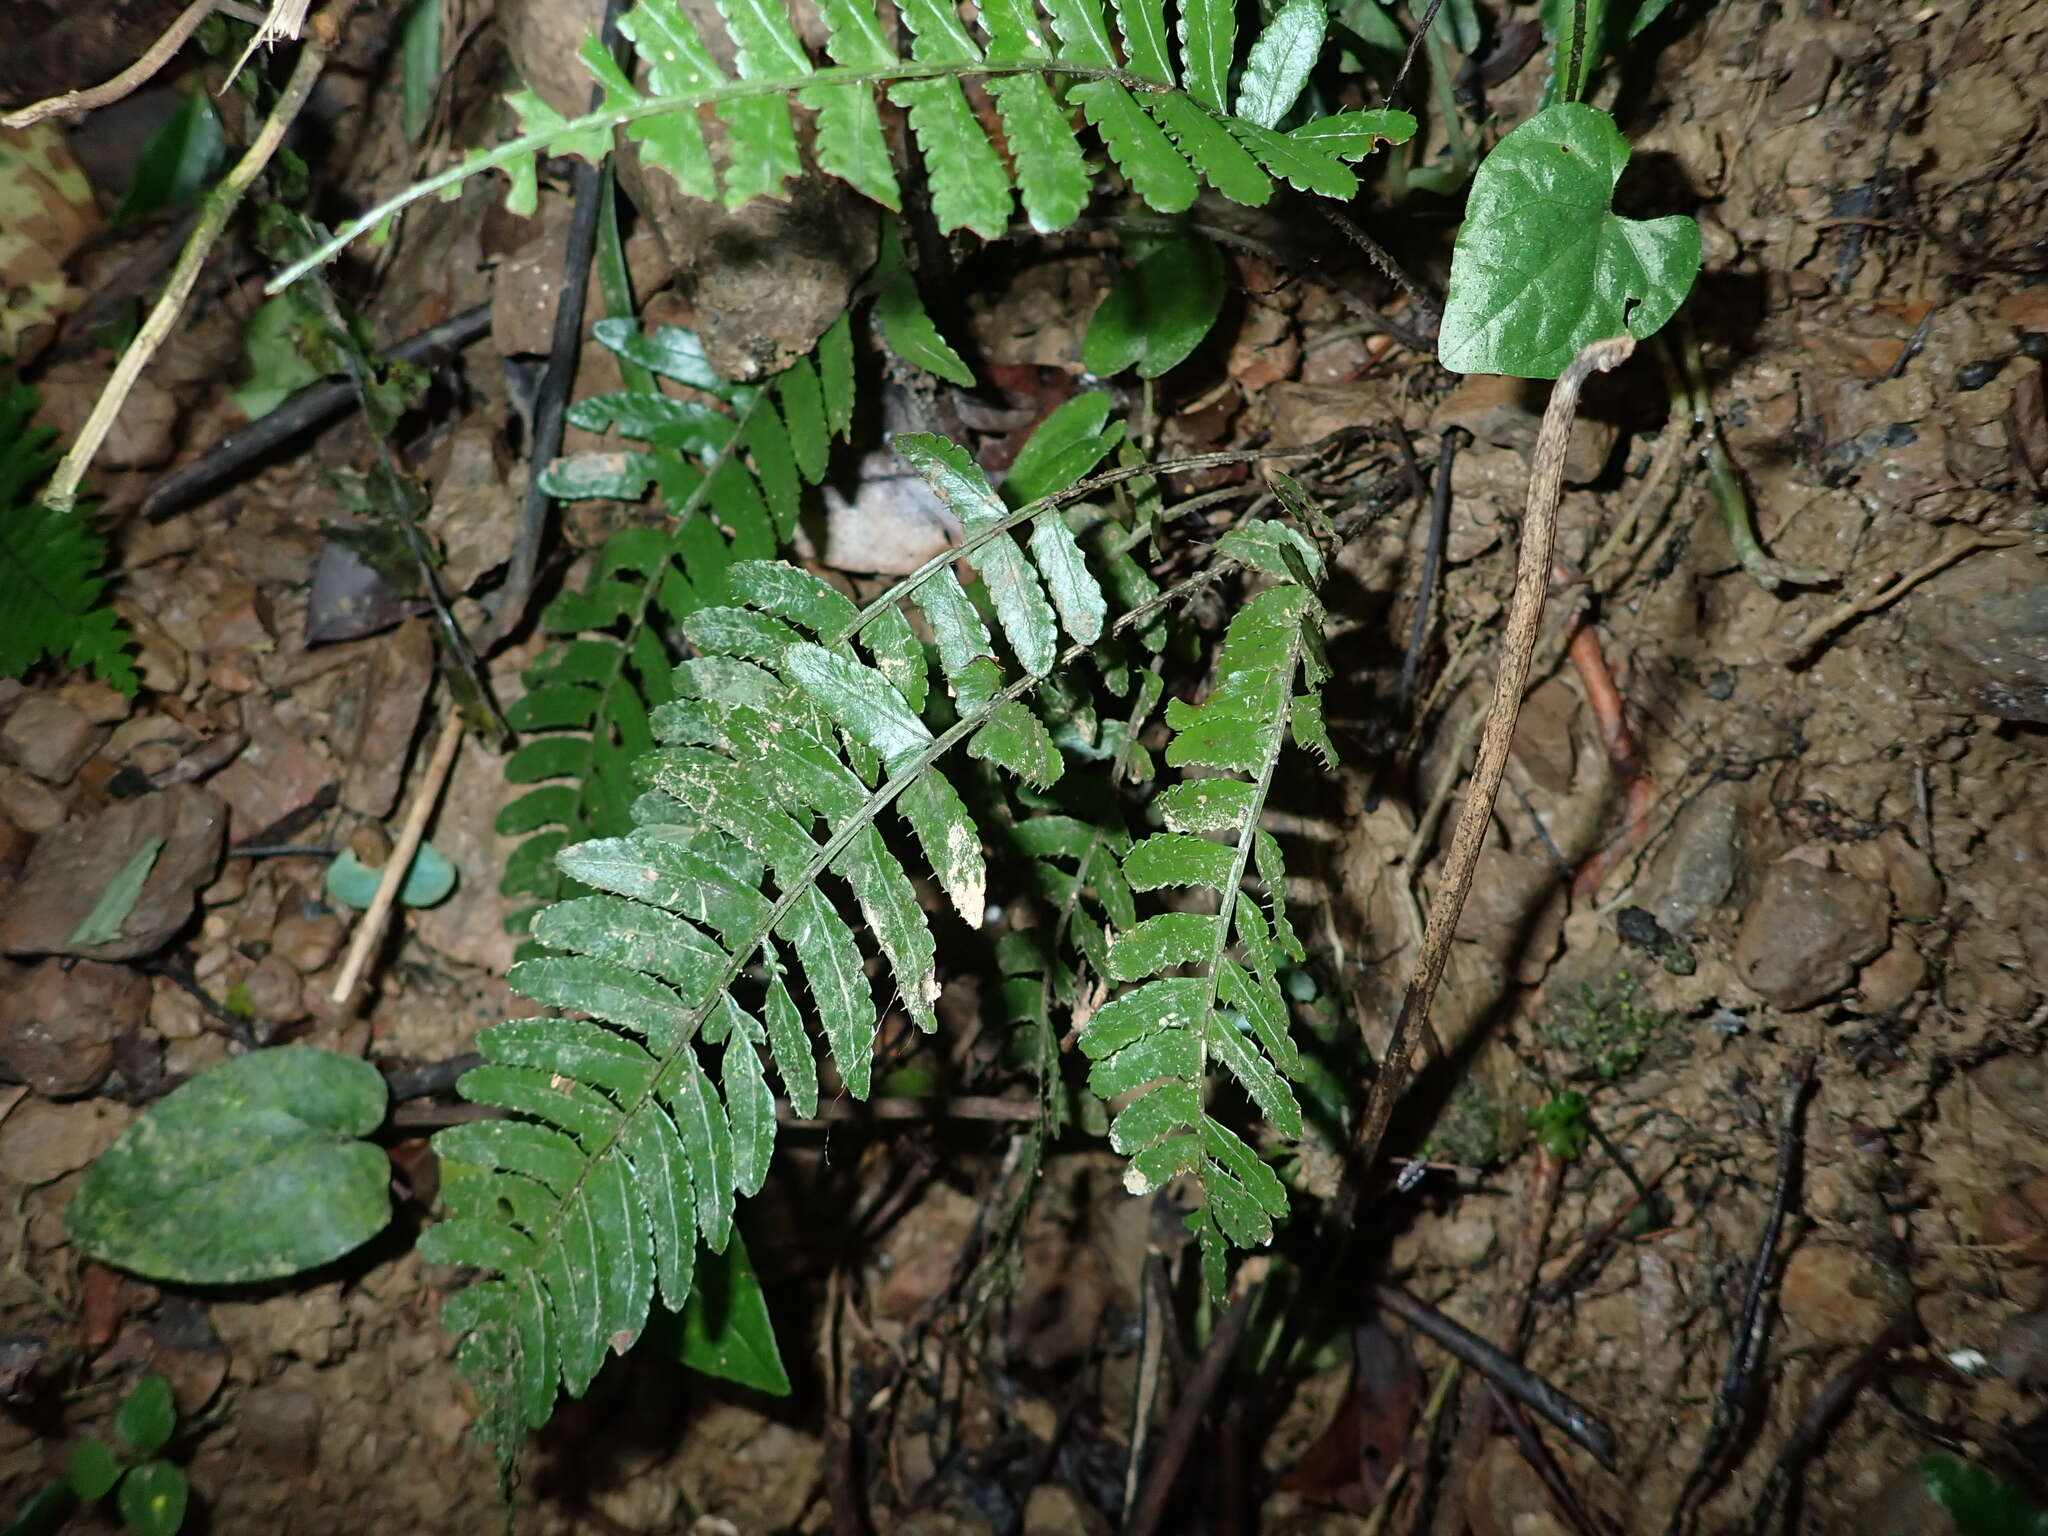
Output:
left=1530, top=1091, right=1591, bottom=1161
left=3, top=1375, right=188, bottom=1536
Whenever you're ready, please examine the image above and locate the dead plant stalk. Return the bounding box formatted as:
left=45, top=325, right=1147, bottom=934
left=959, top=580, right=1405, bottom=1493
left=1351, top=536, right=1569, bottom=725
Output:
left=1353, top=335, right=1637, bottom=1178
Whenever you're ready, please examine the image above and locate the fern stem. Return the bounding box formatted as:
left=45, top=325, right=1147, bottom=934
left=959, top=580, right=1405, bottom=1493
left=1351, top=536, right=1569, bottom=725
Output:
left=266, top=58, right=1175, bottom=294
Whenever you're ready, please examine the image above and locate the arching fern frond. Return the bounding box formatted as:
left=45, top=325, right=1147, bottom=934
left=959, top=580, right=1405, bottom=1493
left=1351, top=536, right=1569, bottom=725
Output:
left=1085, top=521, right=1331, bottom=1296
left=272, top=0, right=1417, bottom=289
left=424, top=419, right=1148, bottom=1463
left=494, top=314, right=855, bottom=927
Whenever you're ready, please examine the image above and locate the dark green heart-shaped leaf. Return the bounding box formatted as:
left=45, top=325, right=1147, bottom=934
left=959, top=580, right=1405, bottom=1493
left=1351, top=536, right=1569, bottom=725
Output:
left=1438, top=103, right=1700, bottom=379
left=66, top=1047, right=392, bottom=1285
left=1084, top=235, right=1227, bottom=380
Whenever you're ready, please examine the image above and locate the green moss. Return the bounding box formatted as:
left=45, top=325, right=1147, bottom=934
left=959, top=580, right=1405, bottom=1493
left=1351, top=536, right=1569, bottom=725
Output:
left=1540, top=971, right=1669, bottom=1081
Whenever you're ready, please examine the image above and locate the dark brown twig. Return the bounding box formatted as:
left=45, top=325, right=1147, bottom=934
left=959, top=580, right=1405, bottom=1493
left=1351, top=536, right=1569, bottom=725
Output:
left=1399, top=425, right=1464, bottom=709
left=1370, top=1282, right=1617, bottom=1469
left=1667, top=1051, right=1818, bottom=1534
left=1746, top=1312, right=1918, bottom=1535
left=1125, top=1258, right=1269, bottom=1536
left=140, top=303, right=491, bottom=521
left=1488, top=1382, right=1601, bottom=1536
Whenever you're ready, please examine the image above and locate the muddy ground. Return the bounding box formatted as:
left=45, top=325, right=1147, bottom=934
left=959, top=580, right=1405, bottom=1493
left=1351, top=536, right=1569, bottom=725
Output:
left=2, top=0, right=2046, bottom=1531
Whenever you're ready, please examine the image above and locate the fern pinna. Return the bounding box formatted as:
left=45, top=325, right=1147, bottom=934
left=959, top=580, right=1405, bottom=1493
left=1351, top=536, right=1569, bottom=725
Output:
left=273, top=0, right=1414, bottom=292
left=494, top=315, right=855, bottom=923
left=423, top=378, right=1334, bottom=1454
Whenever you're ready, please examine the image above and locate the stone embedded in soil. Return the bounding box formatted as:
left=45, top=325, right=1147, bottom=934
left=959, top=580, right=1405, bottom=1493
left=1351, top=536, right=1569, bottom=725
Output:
left=1853, top=934, right=1927, bottom=1015
left=1967, top=1054, right=2048, bottom=1142
left=1904, top=546, right=2048, bottom=723
left=1640, top=779, right=1748, bottom=935
left=207, top=702, right=337, bottom=844
left=0, top=958, right=149, bottom=1097
left=1024, top=1484, right=1113, bottom=1536
left=1, top=694, right=107, bottom=785
left=1733, top=860, right=1890, bottom=1009
left=0, top=1096, right=131, bottom=1185
left=1994, top=1309, right=2048, bottom=1391
left=336, top=620, right=433, bottom=818
left=0, top=786, right=226, bottom=961
left=0, top=767, right=68, bottom=834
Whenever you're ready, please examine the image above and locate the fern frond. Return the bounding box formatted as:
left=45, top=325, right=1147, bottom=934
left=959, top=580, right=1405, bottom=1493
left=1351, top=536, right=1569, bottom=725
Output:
left=1083, top=524, right=1329, bottom=1297
left=430, top=406, right=1148, bottom=1461
left=494, top=314, right=854, bottom=924
left=0, top=386, right=135, bottom=694
left=273, top=0, right=1419, bottom=290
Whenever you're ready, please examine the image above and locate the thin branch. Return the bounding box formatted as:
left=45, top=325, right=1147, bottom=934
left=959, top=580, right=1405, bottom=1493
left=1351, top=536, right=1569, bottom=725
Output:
left=0, top=0, right=220, bottom=130
left=1667, top=1051, right=1817, bottom=1534
left=1370, top=1282, right=1617, bottom=1468
left=1349, top=336, right=1637, bottom=1182
left=46, top=3, right=348, bottom=513
left=331, top=706, right=465, bottom=1006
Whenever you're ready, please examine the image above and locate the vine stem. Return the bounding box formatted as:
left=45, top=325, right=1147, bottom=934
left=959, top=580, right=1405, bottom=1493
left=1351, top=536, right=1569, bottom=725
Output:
left=1350, top=335, right=1636, bottom=1181
left=44, top=1, right=348, bottom=514
left=0, top=0, right=224, bottom=130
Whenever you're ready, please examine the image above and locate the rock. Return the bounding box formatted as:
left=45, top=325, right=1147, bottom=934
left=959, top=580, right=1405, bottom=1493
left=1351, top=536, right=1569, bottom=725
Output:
left=1854, top=935, right=1926, bottom=1015
left=1779, top=1241, right=1912, bottom=1346
left=1733, top=861, right=1890, bottom=1009
left=673, top=1404, right=823, bottom=1534
left=0, top=767, right=68, bottom=833
left=408, top=735, right=518, bottom=974
left=241, top=1383, right=322, bottom=1477
left=0, top=1097, right=130, bottom=1184
left=57, top=679, right=131, bottom=727
left=822, top=449, right=960, bottom=575
left=1024, top=1485, right=1112, bottom=1536
left=207, top=701, right=336, bottom=843
left=271, top=912, right=344, bottom=975
left=0, top=959, right=149, bottom=1096
left=1967, top=1054, right=2048, bottom=1142
left=1431, top=372, right=1618, bottom=484
left=335, top=621, right=433, bottom=819
left=498, top=0, right=871, bottom=380
left=1904, top=546, right=2048, bottom=723
left=1994, top=1309, right=2048, bottom=1391
left=242, top=954, right=307, bottom=1027
left=1978, top=1176, right=2048, bottom=1266
left=423, top=430, right=520, bottom=595
left=1468, top=1436, right=1571, bottom=1536
left=1, top=694, right=106, bottom=784
left=0, top=787, right=226, bottom=960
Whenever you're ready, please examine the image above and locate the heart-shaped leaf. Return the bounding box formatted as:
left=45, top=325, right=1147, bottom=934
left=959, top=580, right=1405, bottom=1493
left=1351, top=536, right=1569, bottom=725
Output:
left=66, top=1047, right=392, bottom=1285
left=1084, top=235, right=1227, bottom=380
left=1438, top=103, right=1700, bottom=379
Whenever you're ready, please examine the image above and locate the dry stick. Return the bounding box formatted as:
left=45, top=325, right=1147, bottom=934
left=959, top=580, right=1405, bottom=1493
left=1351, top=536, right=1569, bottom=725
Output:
left=0, top=0, right=221, bottom=129
left=330, top=708, right=465, bottom=1007
left=1124, top=1257, right=1269, bottom=1536
left=1667, top=1051, right=1818, bottom=1536
left=1775, top=532, right=2029, bottom=663
left=1745, top=1311, right=1919, bottom=1536
left=1349, top=336, right=1637, bottom=1185
left=1370, top=1283, right=1616, bottom=1468
left=43, top=3, right=345, bottom=513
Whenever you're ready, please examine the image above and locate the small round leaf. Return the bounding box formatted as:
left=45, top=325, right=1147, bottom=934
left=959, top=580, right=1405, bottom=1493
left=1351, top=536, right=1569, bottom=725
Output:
left=322, top=841, right=457, bottom=911
left=1439, top=103, right=1700, bottom=379
left=66, top=1047, right=392, bottom=1285
left=116, top=1462, right=188, bottom=1536
left=112, top=1376, right=175, bottom=1458
left=66, top=1438, right=123, bottom=1500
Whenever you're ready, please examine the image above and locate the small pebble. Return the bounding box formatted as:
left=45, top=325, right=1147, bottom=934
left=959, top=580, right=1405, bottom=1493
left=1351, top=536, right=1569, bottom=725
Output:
left=1957, top=358, right=2005, bottom=391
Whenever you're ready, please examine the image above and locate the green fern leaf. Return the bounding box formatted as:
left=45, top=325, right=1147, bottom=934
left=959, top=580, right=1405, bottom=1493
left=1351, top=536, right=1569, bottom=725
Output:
left=1175, top=0, right=1235, bottom=112
left=0, top=387, right=135, bottom=692
left=1080, top=566, right=1325, bottom=1296
left=1235, top=0, right=1324, bottom=127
